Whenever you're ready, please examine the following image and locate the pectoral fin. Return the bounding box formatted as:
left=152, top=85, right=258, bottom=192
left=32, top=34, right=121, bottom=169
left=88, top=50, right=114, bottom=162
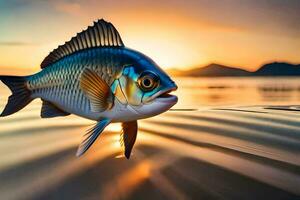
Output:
left=80, top=68, right=113, bottom=112
left=76, top=118, right=111, bottom=157
left=41, top=99, right=70, bottom=118
left=120, top=121, right=138, bottom=159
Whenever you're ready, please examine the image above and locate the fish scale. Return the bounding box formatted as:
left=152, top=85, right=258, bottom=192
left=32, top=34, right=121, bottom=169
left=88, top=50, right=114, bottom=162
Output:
left=28, top=48, right=125, bottom=116
left=0, top=19, right=177, bottom=159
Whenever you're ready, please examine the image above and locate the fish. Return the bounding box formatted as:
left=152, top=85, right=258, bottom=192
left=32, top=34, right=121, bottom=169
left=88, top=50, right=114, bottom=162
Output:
left=0, top=19, right=178, bottom=159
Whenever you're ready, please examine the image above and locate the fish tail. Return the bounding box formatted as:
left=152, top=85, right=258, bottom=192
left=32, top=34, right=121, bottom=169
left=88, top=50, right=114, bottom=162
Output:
left=0, top=75, right=33, bottom=117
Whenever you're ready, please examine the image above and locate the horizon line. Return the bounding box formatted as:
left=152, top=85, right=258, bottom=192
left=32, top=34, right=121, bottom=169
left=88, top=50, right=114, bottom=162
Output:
left=0, top=60, right=299, bottom=74
left=168, top=60, right=300, bottom=72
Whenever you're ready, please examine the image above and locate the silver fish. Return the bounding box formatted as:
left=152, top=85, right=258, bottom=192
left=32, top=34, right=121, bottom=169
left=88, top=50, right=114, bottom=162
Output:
left=0, top=19, right=177, bottom=159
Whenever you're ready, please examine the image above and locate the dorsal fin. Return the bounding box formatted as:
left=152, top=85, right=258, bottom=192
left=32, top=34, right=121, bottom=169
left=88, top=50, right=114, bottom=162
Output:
left=41, top=19, right=124, bottom=69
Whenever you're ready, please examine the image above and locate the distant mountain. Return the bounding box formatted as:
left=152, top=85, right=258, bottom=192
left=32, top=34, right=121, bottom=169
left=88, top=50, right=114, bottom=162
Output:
left=254, top=62, right=300, bottom=76
left=169, top=62, right=300, bottom=77
left=175, top=63, right=250, bottom=77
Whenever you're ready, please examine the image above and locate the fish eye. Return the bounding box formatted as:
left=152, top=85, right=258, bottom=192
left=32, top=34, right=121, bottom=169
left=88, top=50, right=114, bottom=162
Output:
left=138, top=72, right=159, bottom=91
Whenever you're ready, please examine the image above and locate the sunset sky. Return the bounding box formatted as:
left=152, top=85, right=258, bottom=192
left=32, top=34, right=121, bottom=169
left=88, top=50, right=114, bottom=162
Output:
left=0, top=0, right=299, bottom=72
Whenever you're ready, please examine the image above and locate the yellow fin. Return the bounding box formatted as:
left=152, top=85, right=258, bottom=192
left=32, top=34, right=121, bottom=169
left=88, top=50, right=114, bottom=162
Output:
left=80, top=68, right=113, bottom=112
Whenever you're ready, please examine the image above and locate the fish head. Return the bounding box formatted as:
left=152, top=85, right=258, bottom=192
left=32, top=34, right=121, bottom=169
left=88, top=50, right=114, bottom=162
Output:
left=117, top=54, right=178, bottom=119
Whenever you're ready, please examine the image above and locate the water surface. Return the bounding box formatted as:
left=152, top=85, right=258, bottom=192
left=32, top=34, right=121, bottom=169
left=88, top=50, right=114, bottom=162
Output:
left=0, top=77, right=299, bottom=200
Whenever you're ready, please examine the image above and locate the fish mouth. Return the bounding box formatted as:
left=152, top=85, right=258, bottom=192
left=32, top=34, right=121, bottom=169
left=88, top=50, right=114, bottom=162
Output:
left=151, top=86, right=178, bottom=103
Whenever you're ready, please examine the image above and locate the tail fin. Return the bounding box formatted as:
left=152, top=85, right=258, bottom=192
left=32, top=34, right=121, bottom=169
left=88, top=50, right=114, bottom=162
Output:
left=0, top=76, right=32, bottom=117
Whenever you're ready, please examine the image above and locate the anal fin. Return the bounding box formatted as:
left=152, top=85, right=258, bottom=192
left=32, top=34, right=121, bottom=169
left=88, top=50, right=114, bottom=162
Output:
left=41, top=99, right=70, bottom=118
left=121, top=121, right=138, bottom=159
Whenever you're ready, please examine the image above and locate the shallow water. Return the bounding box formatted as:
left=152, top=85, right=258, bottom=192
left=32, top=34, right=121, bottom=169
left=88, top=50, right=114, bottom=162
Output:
left=0, top=77, right=299, bottom=200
